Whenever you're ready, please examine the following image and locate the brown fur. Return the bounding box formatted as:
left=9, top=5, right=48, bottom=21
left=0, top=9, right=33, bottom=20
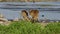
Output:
left=29, top=10, right=39, bottom=22
left=21, top=10, right=30, bottom=21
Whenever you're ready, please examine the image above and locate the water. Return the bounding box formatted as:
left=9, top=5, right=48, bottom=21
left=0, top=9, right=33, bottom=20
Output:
left=0, top=9, right=60, bottom=20
left=0, top=2, right=60, bottom=20
left=0, top=9, right=21, bottom=19
left=39, top=11, right=60, bottom=20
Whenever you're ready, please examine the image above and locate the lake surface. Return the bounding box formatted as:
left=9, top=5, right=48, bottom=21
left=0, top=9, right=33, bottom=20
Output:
left=0, top=9, right=60, bottom=20
left=0, top=2, right=60, bottom=20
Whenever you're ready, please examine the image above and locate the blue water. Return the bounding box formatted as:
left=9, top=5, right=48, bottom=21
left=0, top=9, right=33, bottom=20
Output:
left=39, top=11, right=60, bottom=20
left=0, top=2, right=60, bottom=20
left=0, top=9, right=60, bottom=20
left=0, top=9, right=21, bottom=19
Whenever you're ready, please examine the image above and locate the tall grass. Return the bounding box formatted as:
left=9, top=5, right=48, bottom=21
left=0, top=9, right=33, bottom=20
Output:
left=44, top=23, right=60, bottom=34
left=0, top=21, right=60, bottom=34
left=0, top=21, right=41, bottom=34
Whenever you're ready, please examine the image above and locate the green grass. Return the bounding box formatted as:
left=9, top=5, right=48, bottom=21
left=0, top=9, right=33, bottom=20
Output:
left=44, top=23, right=60, bottom=34
left=0, top=21, right=60, bottom=34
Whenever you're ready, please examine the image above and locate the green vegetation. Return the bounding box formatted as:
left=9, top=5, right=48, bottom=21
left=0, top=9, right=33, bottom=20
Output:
left=0, top=21, right=60, bottom=34
left=44, top=23, right=60, bottom=34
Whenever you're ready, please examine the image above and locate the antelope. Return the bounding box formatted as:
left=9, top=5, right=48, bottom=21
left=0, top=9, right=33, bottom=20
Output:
left=21, top=10, right=30, bottom=21
left=29, top=10, right=39, bottom=23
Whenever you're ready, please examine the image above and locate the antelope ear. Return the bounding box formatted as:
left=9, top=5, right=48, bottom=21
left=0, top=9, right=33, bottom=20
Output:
left=21, top=10, right=28, bottom=16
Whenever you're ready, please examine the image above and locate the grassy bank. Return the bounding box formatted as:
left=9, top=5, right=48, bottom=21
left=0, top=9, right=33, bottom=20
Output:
left=0, top=21, right=60, bottom=34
